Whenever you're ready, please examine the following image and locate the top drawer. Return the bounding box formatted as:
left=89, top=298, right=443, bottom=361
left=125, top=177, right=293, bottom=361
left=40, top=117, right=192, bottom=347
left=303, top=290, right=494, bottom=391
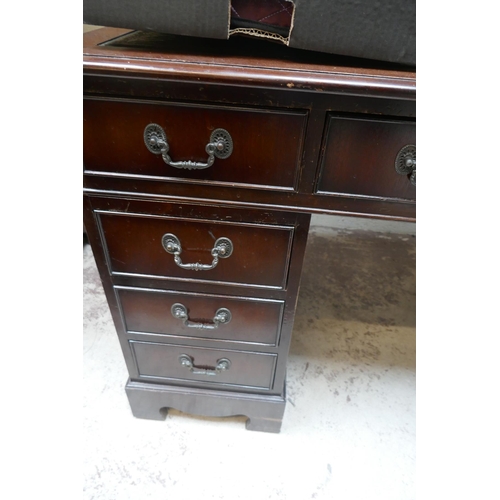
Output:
left=83, top=98, right=307, bottom=191
left=96, top=210, right=294, bottom=290
left=316, top=115, right=416, bottom=201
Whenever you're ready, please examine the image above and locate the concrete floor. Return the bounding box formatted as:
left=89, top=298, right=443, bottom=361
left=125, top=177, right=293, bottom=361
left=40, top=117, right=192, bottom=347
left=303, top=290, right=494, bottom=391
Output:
left=83, top=215, right=416, bottom=499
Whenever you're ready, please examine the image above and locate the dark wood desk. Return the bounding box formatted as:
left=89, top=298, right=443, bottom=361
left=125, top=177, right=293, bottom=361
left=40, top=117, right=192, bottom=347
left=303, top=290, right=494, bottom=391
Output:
left=83, top=28, right=416, bottom=432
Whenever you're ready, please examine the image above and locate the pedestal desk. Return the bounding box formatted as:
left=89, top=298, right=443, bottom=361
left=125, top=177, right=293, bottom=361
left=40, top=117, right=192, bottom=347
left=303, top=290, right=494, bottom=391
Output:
left=83, top=28, right=416, bottom=432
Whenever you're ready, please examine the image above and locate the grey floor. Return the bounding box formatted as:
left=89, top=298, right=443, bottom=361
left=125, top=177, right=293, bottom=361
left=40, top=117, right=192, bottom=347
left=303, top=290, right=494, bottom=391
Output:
left=83, top=215, right=416, bottom=500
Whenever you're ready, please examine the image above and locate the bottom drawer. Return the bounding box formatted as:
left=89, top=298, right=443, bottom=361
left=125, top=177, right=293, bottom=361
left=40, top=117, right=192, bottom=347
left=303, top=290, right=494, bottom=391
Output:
left=129, top=340, right=277, bottom=390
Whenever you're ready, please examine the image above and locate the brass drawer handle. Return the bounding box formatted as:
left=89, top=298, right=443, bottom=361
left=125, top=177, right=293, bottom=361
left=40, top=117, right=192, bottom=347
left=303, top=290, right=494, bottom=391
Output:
left=144, top=123, right=233, bottom=170
left=171, top=303, right=232, bottom=329
left=395, top=145, right=416, bottom=186
left=178, top=354, right=231, bottom=376
left=162, top=233, right=233, bottom=271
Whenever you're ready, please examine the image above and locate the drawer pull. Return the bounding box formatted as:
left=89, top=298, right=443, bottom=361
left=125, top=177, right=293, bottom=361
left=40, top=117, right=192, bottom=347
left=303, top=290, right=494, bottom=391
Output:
left=178, top=354, right=231, bottom=376
left=162, top=233, right=233, bottom=271
left=395, top=145, right=416, bottom=186
left=144, top=123, right=233, bottom=170
left=171, top=303, right=232, bottom=329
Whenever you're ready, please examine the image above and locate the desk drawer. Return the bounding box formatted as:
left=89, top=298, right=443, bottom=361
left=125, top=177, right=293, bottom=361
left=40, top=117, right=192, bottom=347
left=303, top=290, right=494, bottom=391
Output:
left=317, top=115, right=416, bottom=201
left=129, top=340, right=277, bottom=390
left=116, top=286, right=284, bottom=346
left=97, top=211, right=294, bottom=289
left=83, top=98, right=306, bottom=191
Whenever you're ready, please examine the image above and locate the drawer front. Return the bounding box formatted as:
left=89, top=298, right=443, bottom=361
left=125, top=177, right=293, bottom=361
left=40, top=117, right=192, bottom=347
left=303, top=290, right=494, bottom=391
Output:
left=97, top=211, right=294, bottom=289
left=83, top=98, right=306, bottom=191
left=317, top=115, right=416, bottom=200
left=129, top=340, right=277, bottom=390
left=116, top=286, right=284, bottom=346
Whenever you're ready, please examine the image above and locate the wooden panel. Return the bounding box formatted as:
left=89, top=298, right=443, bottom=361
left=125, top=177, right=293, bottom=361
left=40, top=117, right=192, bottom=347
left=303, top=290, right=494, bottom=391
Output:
left=116, top=286, right=284, bottom=346
left=84, top=28, right=416, bottom=101
left=83, top=98, right=306, bottom=191
left=130, top=340, right=277, bottom=390
left=317, top=115, right=416, bottom=201
left=97, top=211, right=294, bottom=289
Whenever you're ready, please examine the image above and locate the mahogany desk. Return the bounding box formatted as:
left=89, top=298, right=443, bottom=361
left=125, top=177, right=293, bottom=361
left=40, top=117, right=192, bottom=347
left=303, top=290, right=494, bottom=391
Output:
left=83, top=28, right=416, bottom=432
